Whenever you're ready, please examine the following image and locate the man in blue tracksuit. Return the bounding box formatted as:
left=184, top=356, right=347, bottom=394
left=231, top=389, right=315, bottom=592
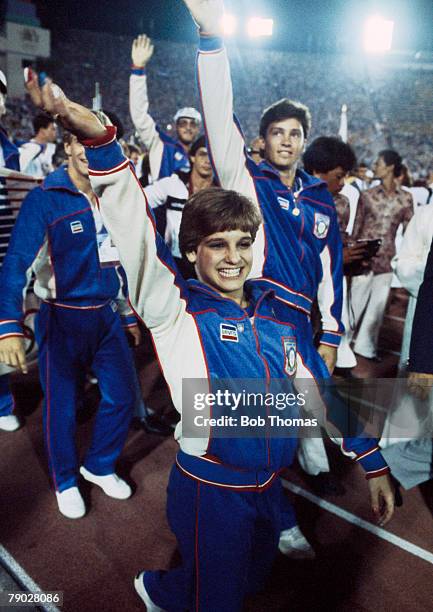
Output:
left=28, top=72, right=394, bottom=610
left=0, top=69, right=23, bottom=434
left=130, top=34, right=202, bottom=181
left=0, top=123, right=136, bottom=519
left=185, top=0, right=346, bottom=557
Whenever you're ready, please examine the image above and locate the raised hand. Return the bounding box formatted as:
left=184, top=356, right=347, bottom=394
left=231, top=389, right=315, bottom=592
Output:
left=182, top=0, right=224, bottom=34
left=24, top=68, right=106, bottom=141
left=131, top=35, right=154, bottom=68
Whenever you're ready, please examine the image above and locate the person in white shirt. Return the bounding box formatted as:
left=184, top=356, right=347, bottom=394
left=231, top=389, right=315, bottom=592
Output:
left=19, top=112, right=57, bottom=178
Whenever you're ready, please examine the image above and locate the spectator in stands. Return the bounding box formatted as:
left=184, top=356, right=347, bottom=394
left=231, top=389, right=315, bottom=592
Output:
left=350, top=150, right=414, bottom=361
left=19, top=112, right=57, bottom=178
left=0, top=69, right=22, bottom=433
left=143, top=134, right=214, bottom=277
left=130, top=34, right=201, bottom=181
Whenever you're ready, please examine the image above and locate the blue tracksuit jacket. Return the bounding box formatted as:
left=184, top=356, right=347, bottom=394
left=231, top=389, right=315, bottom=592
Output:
left=196, top=36, right=343, bottom=348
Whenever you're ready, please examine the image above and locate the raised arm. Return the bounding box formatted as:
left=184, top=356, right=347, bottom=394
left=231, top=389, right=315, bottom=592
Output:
left=183, top=0, right=257, bottom=201
left=129, top=35, right=165, bottom=180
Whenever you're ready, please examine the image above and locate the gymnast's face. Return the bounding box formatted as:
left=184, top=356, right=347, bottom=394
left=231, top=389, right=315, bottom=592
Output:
left=187, top=229, right=253, bottom=306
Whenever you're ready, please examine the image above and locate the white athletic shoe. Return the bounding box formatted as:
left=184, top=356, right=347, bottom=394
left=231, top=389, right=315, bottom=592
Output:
left=55, top=486, right=86, bottom=519
left=134, top=571, right=165, bottom=612
left=278, top=525, right=316, bottom=559
left=79, top=466, right=132, bottom=499
left=0, top=414, right=21, bottom=432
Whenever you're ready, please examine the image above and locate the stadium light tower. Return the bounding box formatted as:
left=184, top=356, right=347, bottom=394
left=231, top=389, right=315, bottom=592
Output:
left=247, top=17, right=274, bottom=38
left=221, top=13, right=237, bottom=36
left=363, top=15, right=394, bottom=53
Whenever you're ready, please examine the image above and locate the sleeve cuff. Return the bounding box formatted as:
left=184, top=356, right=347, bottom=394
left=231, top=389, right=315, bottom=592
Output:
left=355, top=445, right=390, bottom=477
left=320, top=331, right=342, bottom=348
left=199, top=34, right=224, bottom=52
left=121, top=314, right=138, bottom=328
left=131, top=66, right=146, bottom=76
left=0, top=320, right=24, bottom=338
left=84, top=135, right=128, bottom=174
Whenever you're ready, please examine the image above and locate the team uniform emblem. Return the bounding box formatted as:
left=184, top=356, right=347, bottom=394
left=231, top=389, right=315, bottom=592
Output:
left=282, top=336, right=297, bottom=376
left=220, top=323, right=239, bottom=342
left=313, top=213, right=330, bottom=239
left=70, top=220, right=84, bottom=234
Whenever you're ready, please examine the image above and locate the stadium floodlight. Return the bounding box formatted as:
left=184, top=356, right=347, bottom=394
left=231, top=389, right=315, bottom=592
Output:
left=221, top=13, right=237, bottom=36
left=363, top=15, right=394, bottom=53
left=247, top=17, right=274, bottom=38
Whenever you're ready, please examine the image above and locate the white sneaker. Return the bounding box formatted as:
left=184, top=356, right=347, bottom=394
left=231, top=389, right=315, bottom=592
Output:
left=55, top=486, right=86, bottom=519
left=0, top=415, right=21, bottom=432
left=79, top=466, right=132, bottom=499
left=134, top=572, right=165, bottom=611
left=278, top=525, right=316, bottom=559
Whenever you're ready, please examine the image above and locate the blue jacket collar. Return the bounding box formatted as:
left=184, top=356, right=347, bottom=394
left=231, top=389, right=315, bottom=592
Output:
left=187, top=278, right=275, bottom=315
left=258, top=161, right=325, bottom=193
left=42, top=165, right=81, bottom=194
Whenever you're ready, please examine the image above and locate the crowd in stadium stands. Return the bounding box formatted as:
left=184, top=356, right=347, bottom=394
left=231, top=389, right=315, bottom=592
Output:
left=3, top=28, right=432, bottom=179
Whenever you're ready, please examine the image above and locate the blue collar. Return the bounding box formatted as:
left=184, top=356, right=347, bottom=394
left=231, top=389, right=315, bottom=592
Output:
left=257, top=161, right=323, bottom=193
left=42, top=165, right=81, bottom=194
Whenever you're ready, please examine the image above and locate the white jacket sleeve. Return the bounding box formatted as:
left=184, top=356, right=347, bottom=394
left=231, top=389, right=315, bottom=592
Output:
left=129, top=71, right=164, bottom=180
left=196, top=37, right=257, bottom=203
left=395, top=206, right=433, bottom=297
left=196, top=36, right=266, bottom=276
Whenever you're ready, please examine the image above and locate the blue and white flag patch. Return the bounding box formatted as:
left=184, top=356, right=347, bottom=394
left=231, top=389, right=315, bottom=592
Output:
left=283, top=336, right=297, bottom=376
left=277, top=197, right=290, bottom=211
left=220, top=323, right=239, bottom=343
left=70, top=220, right=84, bottom=234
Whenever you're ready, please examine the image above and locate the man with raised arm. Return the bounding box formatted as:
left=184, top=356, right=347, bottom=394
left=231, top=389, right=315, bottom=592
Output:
left=183, top=0, right=348, bottom=554
left=144, top=134, right=214, bottom=276
left=130, top=34, right=202, bottom=181
left=26, top=69, right=394, bottom=611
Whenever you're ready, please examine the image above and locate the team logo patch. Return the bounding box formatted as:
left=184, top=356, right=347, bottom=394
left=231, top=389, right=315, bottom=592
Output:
left=220, top=323, right=239, bottom=343
left=277, top=197, right=290, bottom=211
left=283, top=337, right=297, bottom=376
left=70, top=220, right=84, bottom=234
left=174, top=151, right=184, bottom=161
left=313, top=213, right=330, bottom=239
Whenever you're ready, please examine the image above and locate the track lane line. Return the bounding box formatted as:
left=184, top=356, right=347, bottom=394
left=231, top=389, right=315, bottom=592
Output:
left=281, top=480, right=433, bottom=565
left=0, top=545, right=61, bottom=612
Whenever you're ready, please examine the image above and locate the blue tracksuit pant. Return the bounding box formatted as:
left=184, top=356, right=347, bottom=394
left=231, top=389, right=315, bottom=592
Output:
left=144, top=463, right=282, bottom=612
left=0, top=374, right=14, bottom=416
left=35, top=302, right=135, bottom=492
